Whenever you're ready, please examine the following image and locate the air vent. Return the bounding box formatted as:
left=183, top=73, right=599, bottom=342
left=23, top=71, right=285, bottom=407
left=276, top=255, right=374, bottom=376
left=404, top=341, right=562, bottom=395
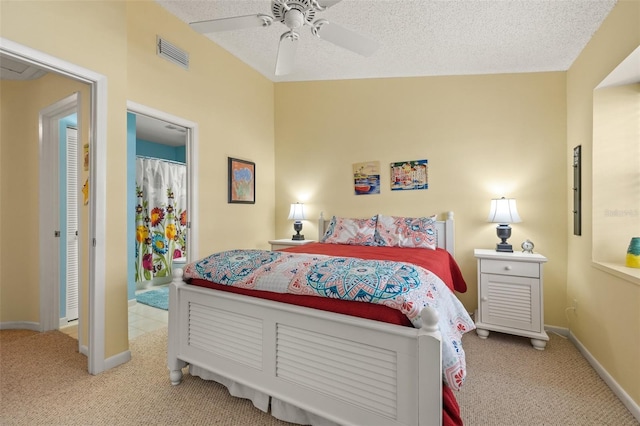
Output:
left=157, top=36, right=189, bottom=69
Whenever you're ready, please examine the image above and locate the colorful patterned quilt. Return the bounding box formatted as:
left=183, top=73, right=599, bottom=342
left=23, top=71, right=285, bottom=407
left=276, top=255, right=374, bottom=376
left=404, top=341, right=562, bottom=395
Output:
left=183, top=249, right=475, bottom=390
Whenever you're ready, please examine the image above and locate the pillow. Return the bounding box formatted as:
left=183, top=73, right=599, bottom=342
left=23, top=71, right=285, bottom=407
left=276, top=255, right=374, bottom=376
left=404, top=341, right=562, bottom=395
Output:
left=321, top=215, right=378, bottom=246
left=375, top=214, right=437, bottom=249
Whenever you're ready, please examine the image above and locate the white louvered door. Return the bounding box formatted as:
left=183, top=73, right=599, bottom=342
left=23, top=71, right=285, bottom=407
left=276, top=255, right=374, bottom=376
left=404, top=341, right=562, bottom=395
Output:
left=66, top=127, right=79, bottom=321
left=479, top=273, right=539, bottom=332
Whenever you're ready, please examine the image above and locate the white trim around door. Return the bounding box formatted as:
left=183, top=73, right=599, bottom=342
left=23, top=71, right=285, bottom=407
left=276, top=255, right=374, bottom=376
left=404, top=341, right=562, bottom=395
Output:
left=39, top=93, right=78, bottom=334
left=0, top=37, right=108, bottom=375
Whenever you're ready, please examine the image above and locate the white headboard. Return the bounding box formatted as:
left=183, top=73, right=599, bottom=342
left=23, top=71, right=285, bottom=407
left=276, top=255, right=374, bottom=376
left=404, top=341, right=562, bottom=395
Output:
left=317, top=212, right=455, bottom=257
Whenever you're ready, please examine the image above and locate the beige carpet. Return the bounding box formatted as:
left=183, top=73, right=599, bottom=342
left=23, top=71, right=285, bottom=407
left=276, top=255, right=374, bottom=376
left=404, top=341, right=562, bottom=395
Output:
left=456, top=331, right=638, bottom=425
left=0, top=329, right=292, bottom=426
left=0, top=328, right=637, bottom=426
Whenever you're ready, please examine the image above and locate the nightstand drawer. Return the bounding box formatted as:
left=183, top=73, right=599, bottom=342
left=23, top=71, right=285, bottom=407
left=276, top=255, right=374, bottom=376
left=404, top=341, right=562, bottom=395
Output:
left=480, top=259, right=539, bottom=278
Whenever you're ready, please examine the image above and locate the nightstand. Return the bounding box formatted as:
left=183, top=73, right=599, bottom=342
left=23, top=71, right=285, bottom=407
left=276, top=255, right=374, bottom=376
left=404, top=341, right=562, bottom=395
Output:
left=269, top=239, right=316, bottom=251
left=474, top=249, right=549, bottom=350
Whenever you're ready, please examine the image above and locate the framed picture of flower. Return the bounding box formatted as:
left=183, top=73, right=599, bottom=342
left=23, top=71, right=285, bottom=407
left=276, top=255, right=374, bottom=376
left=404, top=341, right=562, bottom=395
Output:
left=228, top=157, right=255, bottom=204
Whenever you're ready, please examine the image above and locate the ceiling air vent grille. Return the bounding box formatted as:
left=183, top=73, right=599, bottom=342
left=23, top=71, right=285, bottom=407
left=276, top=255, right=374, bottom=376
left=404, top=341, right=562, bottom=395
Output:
left=157, top=36, right=189, bottom=69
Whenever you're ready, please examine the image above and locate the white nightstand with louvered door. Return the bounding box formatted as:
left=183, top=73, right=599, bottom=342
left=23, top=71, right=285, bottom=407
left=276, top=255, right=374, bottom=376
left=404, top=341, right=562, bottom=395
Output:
left=474, top=249, right=549, bottom=350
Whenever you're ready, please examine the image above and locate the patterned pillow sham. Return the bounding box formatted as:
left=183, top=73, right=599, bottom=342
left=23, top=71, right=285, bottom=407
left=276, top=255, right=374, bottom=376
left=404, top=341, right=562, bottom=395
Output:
left=375, top=214, right=437, bottom=249
left=321, top=215, right=378, bottom=246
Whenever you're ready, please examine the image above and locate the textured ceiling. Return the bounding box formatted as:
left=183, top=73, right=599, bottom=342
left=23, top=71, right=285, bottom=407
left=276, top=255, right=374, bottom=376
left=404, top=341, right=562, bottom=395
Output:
left=157, top=0, right=617, bottom=82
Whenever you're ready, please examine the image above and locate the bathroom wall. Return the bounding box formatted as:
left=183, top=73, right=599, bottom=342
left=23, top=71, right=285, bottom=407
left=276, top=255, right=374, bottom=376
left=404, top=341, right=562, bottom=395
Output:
left=136, top=140, right=185, bottom=163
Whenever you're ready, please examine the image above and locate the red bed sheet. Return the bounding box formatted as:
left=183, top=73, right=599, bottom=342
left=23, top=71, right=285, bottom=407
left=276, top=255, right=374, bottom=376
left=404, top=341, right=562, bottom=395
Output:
left=282, top=243, right=467, bottom=293
left=185, top=243, right=467, bottom=425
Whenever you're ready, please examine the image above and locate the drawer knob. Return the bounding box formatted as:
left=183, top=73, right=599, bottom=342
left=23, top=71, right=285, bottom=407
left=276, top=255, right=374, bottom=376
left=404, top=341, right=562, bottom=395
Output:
left=504, top=265, right=512, bottom=271
left=481, top=297, right=488, bottom=302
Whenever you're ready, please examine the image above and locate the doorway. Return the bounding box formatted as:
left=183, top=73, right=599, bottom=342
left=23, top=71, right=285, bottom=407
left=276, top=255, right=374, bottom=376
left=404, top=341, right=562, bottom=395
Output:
left=39, top=95, right=82, bottom=344
left=126, top=102, right=199, bottom=338
left=1, top=37, right=108, bottom=374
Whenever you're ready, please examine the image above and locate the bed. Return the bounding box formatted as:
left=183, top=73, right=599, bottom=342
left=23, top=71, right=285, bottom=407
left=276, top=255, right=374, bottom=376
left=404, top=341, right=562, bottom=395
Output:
left=168, top=211, right=474, bottom=426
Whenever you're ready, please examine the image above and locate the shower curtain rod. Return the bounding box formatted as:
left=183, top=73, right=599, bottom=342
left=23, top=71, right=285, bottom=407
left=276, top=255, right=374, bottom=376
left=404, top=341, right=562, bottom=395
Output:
left=136, top=155, right=185, bottom=166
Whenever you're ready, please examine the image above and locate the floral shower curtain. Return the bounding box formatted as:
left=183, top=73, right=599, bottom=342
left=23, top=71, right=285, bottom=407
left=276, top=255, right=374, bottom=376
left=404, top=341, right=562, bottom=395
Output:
left=135, top=157, right=187, bottom=283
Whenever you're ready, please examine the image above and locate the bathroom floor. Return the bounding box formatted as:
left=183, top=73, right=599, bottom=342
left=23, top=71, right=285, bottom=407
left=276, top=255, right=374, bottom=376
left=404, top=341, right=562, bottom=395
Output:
left=59, top=286, right=168, bottom=341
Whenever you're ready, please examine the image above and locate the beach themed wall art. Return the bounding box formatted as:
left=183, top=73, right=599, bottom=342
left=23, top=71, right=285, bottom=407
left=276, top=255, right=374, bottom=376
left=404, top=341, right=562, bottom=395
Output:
left=352, top=161, right=380, bottom=195
left=390, top=159, right=428, bottom=191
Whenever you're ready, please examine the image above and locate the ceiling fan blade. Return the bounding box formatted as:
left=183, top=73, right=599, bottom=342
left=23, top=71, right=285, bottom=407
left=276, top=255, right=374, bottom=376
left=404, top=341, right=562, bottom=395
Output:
left=315, top=0, right=343, bottom=9
left=275, top=32, right=299, bottom=76
left=314, top=21, right=379, bottom=57
left=190, top=14, right=272, bottom=34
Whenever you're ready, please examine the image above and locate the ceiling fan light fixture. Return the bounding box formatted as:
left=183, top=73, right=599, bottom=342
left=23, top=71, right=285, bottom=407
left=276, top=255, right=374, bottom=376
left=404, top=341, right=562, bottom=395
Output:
left=284, top=8, right=305, bottom=29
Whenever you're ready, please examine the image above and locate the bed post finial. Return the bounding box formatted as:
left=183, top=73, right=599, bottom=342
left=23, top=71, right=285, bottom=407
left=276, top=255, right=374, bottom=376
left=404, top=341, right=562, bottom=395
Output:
left=318, top=212, right=326, bottom=241
left=447, top=211, right=454, bottom=220
left=172, top=266, right=184, bottom=284
left=418, top=306, right=439, bottom=333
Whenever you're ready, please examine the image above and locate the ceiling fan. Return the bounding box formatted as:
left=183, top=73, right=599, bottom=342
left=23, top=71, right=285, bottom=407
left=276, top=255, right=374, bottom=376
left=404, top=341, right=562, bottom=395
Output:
left=190, top=0, right=379, bottom=76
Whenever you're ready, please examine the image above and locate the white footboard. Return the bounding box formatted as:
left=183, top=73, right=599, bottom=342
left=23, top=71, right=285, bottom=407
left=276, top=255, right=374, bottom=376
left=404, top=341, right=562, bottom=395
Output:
left=168, top=269, right=443, bottom=426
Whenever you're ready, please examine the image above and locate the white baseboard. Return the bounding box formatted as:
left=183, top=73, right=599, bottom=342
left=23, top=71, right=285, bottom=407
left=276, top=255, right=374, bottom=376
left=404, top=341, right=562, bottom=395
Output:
left=569, top=331, right=640, bottom=422
left=544, top=324, right=569, bottom=338
left=104, top=349, right=131, bottom=371
left=0, top=321, right=40, bottom=331
left=59, top=317, right=79, bottom=328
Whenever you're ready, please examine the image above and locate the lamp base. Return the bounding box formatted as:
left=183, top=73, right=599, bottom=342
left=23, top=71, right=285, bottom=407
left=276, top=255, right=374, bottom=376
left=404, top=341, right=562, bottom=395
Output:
left=292, top=221, right=304, bottom=240
left=496, top=242, right=513, bottom=252
left=495, top=224, right=513, bottom=252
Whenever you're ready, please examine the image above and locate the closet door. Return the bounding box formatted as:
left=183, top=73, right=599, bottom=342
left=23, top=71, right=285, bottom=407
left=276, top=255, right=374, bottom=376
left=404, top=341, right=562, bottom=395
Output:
left=66, top=127, right=79, bottom=321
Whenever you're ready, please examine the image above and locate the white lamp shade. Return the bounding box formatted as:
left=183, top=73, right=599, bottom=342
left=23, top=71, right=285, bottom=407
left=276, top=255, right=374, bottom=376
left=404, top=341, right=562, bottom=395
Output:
left=287, top=203, right=306, bottom=221
left=487, top=198, right=522, bottom=224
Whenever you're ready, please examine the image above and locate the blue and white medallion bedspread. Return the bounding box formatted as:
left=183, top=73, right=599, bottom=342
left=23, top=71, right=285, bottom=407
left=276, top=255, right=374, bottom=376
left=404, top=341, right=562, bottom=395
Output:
left=183, top=249, right=475, bottom=390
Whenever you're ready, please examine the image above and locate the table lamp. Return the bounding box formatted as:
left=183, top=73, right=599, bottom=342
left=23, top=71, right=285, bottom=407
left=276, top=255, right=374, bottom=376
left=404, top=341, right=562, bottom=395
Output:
left=488, top=197, right=521, bottom=252
left=288, top=202, right=306, bottom=240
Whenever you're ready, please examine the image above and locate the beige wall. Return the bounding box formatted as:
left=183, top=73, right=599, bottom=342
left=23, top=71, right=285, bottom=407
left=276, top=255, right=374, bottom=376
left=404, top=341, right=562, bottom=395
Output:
left=125, top=1, right=276, bottom=254
left=274, top=73, right=568, bottom=317
left=566, top=0, right=640, bottom=407
left=0, top=1, right=275, bottom=358
left=0, top=74, right=92, bottom=337
left=1, top=0, right=129, bottom=358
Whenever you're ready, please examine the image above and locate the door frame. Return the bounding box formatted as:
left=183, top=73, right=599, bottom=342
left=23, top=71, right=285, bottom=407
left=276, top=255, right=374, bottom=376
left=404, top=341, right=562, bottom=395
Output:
left=1, top=37, right=108, bottom=374
left=39, top=94, right=79, bottom=334
left=127, top=101, right=199, bottom=264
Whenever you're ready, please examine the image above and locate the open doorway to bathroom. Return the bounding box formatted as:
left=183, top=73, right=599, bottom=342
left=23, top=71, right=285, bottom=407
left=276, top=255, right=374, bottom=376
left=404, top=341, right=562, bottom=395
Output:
left=126, top=104, right=198, bottom=340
